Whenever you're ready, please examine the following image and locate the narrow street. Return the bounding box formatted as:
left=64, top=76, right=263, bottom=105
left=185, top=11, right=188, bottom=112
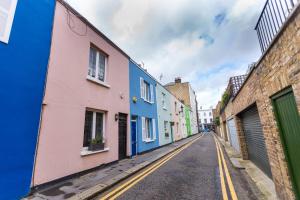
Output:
left=95, top=134, right=259, bottom=200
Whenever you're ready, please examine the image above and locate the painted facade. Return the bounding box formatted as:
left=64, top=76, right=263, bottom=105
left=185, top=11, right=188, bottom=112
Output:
left=171, top=96, right=187, bottom=141
left=165, top=78, right=199, bottom=135
left=156, top=84, right=174, bottom=146
left=129, top=61, right=159, bottom=154
left=0, top=0, right=55, bottom=199
left=185, top=106, right=192, bottom=136
left=189, top=86, right=199, bottom=135
left=33, top=1, right=130, bottom=186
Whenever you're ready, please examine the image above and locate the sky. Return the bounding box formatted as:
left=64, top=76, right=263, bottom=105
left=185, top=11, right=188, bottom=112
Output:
left=66, top=0, right=265, bottom=109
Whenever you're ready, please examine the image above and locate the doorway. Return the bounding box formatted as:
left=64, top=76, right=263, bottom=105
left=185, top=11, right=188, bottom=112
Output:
left=131, top=116, right=137, bottom=156
left=118, top=113, right=127, bottom=160
left=272, top=88, right=300, bottom=199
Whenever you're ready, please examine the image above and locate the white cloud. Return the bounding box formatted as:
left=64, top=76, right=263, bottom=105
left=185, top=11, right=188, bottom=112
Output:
left=66, top=0, right=265, bottom=108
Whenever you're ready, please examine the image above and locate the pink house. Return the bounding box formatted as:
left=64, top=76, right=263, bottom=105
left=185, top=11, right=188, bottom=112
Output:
left=32, top=1, right=130, bottom=186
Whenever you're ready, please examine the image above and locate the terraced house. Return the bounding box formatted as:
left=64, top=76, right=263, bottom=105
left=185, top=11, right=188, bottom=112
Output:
left=33, top=0, right=130, bottom=187
left=215, top=1, right=300, bottom=199
left=129, top=61, right=159, bottom=155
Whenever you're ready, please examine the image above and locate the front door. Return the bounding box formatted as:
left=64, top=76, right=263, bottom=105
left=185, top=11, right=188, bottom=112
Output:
left=131, top=118, right=137, bottom=156
left=273, top=88, right=300, bottom=199
left=118, top=113, right=127, bottom=160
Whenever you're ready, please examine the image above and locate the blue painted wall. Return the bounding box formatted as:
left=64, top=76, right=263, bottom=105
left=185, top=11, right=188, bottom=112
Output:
left=129, top=61, right=159, bottom=153
left=0, top=1, right=55, bottom=199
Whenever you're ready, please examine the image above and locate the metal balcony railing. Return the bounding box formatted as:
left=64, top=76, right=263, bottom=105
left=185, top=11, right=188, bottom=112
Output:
left=255, top=0, right=299, bottom=52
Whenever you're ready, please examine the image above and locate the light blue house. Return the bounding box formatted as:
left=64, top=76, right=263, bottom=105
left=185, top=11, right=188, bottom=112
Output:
left=129, top=60, right=159, bottom=155
left=0, top=0, right=55, bottom=199
left=156, top=84, right=174, bottom=146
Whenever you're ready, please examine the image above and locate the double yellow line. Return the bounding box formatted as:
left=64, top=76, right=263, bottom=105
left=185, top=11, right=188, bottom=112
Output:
left=213, top=135, right=238, bottom=200
left=100, top=135, right=203, bottom=200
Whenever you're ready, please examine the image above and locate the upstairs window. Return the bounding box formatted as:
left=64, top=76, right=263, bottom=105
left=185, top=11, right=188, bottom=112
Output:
left=140, top=78, right=154, bottom=103
left=162, top=93, right=166, bottom=109
left=142, top=117, right=156, bottom=142
left=88, top=46, right=107, bottom=83
left=0, top=0, right=18, bottom=43
left=204, top=119, right=207, bottom=124
left=83, top=110, right=106, bottom=151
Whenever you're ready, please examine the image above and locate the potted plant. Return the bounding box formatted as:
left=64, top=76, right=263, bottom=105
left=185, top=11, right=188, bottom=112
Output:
left=89, top=135, right=105, bottom=151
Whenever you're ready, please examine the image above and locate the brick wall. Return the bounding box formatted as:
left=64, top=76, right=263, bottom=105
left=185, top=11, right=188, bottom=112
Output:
left=231, top=6, right=300, bottom=200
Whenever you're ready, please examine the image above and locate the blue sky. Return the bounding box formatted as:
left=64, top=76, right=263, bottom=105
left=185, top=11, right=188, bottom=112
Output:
left=66, top=0, right=265, bottom=109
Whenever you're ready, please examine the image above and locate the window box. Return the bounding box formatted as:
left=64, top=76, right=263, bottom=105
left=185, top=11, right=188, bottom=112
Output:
left=88, top=143, right=105, bottom=151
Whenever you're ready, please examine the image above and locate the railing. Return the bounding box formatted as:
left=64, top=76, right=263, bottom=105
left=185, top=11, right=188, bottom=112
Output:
left=255, top=0, right=298, bottom=52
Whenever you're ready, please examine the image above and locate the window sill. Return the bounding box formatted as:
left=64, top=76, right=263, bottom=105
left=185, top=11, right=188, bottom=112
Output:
left=86, top=76, right=110, bottom=88
left=143, top=139, right=155, bottom=143
left=144, top=99, right=153, bottom=104
left=80, top=147, right=109, bottom=156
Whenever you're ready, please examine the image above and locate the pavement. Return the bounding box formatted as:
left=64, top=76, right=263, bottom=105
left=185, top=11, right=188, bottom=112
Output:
left=25, top=134, right=202, bottom=200
left=216, top=135, right=277, bottom=200
left=95, top=133, right=260, bottom=200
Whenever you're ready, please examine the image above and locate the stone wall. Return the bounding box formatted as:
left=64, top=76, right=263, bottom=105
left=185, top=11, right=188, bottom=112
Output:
left=232, top=5, right=300, bottom=200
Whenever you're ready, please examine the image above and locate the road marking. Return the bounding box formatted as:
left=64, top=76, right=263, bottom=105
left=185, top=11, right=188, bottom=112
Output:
left=213, top=135, right=238, bottom=200
left=100, top=135, right=203, bottom=200
left=214, top=137, right=228, bottom=200
left=216, top=139, right=238, bottom=200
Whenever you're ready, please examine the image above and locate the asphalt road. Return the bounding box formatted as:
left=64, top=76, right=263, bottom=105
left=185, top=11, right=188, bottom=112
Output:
left=96, top=133, right=259, bottom=200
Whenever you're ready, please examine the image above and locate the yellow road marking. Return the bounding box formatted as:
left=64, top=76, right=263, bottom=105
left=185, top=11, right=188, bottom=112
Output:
left=100, top=135, right=203, bottom=200
left=214, top=137, right=228, bottom=200
left=216, top=139, right=238, bottom=200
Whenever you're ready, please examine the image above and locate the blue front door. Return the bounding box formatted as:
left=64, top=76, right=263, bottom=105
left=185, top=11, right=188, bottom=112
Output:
left=131, top=120, right=137, bottom=156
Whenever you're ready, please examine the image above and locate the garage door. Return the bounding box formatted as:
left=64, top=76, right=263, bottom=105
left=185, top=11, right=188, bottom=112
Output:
left=241, top=106, right=272, bottom=178
left=227, top=118, right=240, bottom=153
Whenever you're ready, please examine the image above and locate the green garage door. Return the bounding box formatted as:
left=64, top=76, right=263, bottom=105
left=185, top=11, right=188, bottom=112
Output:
left=273, top=88, right=300, bottom=199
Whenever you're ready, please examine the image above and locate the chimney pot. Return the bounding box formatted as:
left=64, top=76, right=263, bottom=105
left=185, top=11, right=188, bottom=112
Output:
left=175, top=77, right=181, bottom=83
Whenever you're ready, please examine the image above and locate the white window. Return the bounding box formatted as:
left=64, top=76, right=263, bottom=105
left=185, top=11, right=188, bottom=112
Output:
left=0, top=0, right=18, bottom=43
left=162, top=93, right=166, bottom=109
left=142, top=117, right=156, bottom=142
left=140, top=78, right=154, bottom=103
left=210, top=118, right=213, bottom=123
left=204, top=112, right=206, bottom=116
left=83, top=110, right=105, bottom=151
left=209, top=112, right=212, bottom=116
left=88, top=46, right=108, bottom=83
left=164, top=121, right=169, bottom=137
left=204, top=119, right=207, bottom=124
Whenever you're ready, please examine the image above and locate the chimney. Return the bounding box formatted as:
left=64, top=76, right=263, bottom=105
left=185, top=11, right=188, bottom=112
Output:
left=175, top=77, right=181, bottom=83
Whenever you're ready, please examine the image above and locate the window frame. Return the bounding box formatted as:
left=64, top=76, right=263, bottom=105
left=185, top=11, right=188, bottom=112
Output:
left=82, top=109, right=106, bottom=150
left=164, top=121, right=169, bottom=137
left=0, top=0, right=18, bottom=44
left=162, top=93, right=166, bottom=110
left=87, top=45, right=109, bottom=87
left=140, top=78, right=154, bottom=104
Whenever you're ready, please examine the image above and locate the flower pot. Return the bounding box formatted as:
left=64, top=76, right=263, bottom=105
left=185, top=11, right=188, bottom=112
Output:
left=89, top=143, right=105, bottom=151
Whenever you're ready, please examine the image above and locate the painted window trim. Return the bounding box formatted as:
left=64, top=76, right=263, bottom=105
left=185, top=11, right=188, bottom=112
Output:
left=0, top=0, right=18, bottom=44
left=141, top=117, right=156, bottom=142
left=80, top=147, right=109, bottom=156
left=86, top=75, right=111, bottom=88
left=140, top=77, right=154, bottom=104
